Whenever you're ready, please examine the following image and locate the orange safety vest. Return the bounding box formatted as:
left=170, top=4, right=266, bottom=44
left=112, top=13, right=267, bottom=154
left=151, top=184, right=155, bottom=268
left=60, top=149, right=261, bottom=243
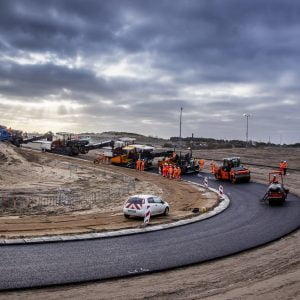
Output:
left=136, top=160, right=141, bottom=169
left=177, top=167, right=182, bottom=178
left=173, top=167, right=178, bottom=178
left=279, top=162, right=284, bottom=171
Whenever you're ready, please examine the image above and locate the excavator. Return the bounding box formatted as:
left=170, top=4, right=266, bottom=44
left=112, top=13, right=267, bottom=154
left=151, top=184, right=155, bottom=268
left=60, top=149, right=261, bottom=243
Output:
left=214, top=157, right=251, bottom=183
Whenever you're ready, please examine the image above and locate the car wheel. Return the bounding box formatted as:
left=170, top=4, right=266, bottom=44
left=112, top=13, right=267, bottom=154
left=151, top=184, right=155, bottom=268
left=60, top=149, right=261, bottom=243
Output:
left=124, top=214, right=130, bottom=219
left=163, top=207, right=169, bottom=216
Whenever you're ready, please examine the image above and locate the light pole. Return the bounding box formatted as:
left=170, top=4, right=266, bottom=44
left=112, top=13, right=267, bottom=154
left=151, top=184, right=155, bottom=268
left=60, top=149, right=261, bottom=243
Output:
left=243, top=113, right=250, bottom=146
left=179, top=107, right=183, bottom=140
left=179, top=107, right=183, bottom=147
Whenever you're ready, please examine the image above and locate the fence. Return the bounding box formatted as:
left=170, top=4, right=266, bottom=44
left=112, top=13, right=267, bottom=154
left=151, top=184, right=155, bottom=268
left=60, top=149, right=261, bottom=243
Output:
left=0, top=180, right=136, bottom=214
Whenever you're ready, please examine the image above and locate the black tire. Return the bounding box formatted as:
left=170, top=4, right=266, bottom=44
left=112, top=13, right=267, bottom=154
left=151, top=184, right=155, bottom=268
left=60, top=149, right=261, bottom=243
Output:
left=164, top=207, right=169, bottom=216
left=124, top=214, right=130, bottom=219
left=244, top=176, right=251, bottom=183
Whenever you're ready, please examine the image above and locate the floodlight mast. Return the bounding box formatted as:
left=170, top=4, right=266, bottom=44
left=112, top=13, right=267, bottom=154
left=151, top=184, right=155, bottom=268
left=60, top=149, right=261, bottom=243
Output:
left=243, top=113, right=250, bottom=146
left=179, top=107, right=183, bottom=148
left=179, top=107, right=183, bottom=140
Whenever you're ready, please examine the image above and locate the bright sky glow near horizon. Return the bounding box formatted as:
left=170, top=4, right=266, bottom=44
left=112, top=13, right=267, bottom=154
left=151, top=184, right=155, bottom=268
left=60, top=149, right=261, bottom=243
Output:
left=0, top=0, right=299, bottom=144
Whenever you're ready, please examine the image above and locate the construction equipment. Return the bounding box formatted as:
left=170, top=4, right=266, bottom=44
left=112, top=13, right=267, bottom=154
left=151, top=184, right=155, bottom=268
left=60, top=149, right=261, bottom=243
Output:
left=214, top=157, right=250, bottom=183
left=111, top=144, right=155, bottom=169
left=261, top=171, right=289, bottom=205
left=0, top=127, right=53, bottom=147
left=41, top=132, right=114, bottom=156
left=158, top=152, right=199, bottom=174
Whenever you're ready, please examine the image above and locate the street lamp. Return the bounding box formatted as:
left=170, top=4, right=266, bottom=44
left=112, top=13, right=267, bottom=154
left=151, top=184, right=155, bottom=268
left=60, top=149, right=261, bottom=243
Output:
left=179, top=107, right=183, bottom=140
left=243, top=113, right=251, bottom=146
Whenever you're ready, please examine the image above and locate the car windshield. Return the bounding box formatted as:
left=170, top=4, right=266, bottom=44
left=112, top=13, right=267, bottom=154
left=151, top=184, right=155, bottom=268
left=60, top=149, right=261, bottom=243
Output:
left=127, top=197, right=144, bottom=204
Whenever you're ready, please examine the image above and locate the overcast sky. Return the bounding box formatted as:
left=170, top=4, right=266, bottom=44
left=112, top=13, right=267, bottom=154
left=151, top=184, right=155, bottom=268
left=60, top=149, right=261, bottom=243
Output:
left=0, top=0, right=299, bottom=143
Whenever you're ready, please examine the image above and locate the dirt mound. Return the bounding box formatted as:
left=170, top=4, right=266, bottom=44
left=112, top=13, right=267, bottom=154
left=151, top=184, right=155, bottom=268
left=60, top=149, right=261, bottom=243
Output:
left=0, top=143, right=29, bottom=165
left=0, top=147, right=167, bottom=217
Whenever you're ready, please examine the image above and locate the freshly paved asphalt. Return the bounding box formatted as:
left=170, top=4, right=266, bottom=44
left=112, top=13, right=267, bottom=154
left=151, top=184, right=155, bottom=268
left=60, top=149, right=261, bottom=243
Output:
left=0, top=173, right=299, bottom=290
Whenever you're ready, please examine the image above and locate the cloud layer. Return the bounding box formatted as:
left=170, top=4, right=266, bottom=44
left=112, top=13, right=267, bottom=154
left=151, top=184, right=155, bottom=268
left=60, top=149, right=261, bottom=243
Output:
left=0, top=0, right=299, bottom=143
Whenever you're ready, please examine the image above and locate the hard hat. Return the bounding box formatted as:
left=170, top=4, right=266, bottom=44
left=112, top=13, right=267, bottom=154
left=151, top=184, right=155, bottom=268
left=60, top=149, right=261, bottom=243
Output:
left=273, top=175, right=277, bottom=177
left=284, top=161, right=286, bottom=162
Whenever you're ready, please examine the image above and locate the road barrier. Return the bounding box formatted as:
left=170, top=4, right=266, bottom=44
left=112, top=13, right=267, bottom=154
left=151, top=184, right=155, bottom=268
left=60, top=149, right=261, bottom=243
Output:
left=144, top=205, right=151, bottom=224
left=219, top=185, right=224, bottom=198
left=204, top=176, right=208, bottom=188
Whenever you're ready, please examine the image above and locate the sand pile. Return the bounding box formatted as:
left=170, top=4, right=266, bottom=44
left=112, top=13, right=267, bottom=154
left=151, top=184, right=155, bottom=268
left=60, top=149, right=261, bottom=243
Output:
left=0, top=143, right=29, bottom=165
left=0, top=144, right=162, bottom=215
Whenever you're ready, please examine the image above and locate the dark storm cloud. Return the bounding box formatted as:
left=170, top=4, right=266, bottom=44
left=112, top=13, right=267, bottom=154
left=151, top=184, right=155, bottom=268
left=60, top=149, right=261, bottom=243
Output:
left=0, top=0, right=299, bottom=143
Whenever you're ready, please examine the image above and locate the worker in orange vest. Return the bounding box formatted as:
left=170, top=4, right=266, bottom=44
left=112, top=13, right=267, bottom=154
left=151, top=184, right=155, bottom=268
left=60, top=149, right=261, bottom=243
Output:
left=163, top=163, right=168, bottom=177
left=279, top=160, right=284, bottom=175
left=136, top=159, right=141, bottom=171
left=168, top=165, right=174, bottom=179
left=283, top=161, right=288, bottom=175
left=210, top=160, right=215, bottom=174
left=173, top=166, right=178, bottom=179
left=271, top=175, right=279, bottom=184
left=141, top=159, right=145, bottom=171
left=198, top=159, right=205, bottom=171
left=177, top=166, right=182, bottom=180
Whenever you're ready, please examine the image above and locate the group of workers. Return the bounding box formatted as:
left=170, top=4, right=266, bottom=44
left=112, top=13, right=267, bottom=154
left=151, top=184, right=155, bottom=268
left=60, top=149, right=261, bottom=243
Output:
left=160, top=163, right=182, bottom=180
left=279, top=160, right=288, bottom=175
left=136, top=158, right=145, bottom=171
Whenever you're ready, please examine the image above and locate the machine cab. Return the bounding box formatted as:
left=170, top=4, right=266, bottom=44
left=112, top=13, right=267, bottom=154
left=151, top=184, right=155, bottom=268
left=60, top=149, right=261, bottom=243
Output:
left=222, top=157, right=240, bottom=171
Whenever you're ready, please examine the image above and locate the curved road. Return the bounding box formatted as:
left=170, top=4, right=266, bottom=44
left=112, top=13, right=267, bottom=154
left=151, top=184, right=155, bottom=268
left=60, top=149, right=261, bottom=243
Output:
left=0, top=173, right=299, bottom=290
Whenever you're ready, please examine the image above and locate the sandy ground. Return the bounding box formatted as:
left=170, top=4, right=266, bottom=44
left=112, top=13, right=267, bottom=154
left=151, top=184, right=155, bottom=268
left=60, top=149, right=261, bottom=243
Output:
left=0, top=144, right=217, bottom=238
left=0, top=147, right=299, bottom=299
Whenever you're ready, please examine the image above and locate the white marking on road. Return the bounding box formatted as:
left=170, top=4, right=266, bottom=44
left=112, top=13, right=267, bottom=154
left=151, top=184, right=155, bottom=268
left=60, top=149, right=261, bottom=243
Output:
left=128, top=267, right=150, bottom=274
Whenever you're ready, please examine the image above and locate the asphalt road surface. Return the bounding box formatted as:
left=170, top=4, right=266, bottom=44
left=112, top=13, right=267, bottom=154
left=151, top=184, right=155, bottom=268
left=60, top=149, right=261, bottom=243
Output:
left=0, top=173, right=299, bottom=290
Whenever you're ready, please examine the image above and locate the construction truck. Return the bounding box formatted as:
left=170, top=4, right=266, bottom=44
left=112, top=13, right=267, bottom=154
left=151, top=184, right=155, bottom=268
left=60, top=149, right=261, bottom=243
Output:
left=214, top=157, right=250, bottom=183
left=261, top=171, right=289, bottom=205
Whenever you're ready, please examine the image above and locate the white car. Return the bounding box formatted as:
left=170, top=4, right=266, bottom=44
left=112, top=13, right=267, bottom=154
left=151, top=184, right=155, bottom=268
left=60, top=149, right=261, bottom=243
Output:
left=123, top=194, right=170, bottom=219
